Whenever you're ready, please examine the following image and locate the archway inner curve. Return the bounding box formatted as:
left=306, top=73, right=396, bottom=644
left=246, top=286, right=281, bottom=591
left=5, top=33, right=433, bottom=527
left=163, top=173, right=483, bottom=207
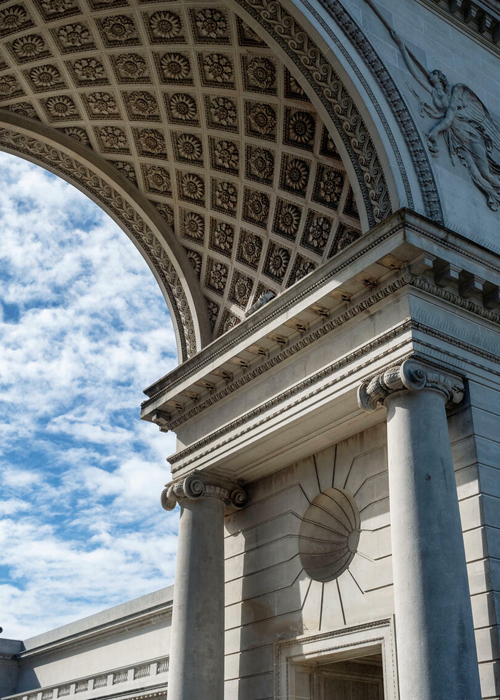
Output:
left=0, top=0, right=393, bottom=345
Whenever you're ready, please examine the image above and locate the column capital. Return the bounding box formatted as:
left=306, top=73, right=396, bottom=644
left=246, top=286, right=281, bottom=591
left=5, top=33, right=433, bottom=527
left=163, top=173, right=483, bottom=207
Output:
left=161, top=470, right=247, bottom=511
left=357, top=358, right=465, bottom=412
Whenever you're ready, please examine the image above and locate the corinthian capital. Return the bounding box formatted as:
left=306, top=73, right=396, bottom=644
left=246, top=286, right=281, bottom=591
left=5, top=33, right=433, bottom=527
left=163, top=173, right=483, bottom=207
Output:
left=161, top=470, right=247, bottom=511
left=357, top=358, right=465, bottom=412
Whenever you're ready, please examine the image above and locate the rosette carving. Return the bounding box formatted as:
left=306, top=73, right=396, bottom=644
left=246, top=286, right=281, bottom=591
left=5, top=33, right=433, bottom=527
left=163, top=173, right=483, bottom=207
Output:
left=357, top=359, right=464, bottom=411
left=161, top=471, right=247, bottom=511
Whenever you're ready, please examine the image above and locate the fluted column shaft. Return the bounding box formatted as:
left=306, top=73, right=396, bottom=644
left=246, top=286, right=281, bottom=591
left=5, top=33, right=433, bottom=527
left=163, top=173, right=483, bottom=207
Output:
left=161, top=472, right=246, bottom=700
left=359, top=360, right=481, bottom=700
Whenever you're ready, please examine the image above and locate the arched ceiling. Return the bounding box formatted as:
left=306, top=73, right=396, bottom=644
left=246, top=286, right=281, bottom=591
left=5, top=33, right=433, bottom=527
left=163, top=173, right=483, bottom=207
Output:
left=0, top=0, right=368, bottom=343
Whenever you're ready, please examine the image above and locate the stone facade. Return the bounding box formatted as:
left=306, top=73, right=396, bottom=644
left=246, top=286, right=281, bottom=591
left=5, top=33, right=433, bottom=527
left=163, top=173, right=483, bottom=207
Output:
left=2, top=0, right=500, bottom=698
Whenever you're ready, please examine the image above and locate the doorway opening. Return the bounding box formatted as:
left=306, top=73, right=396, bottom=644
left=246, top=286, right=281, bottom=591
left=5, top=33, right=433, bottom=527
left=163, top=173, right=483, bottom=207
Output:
left=294, top=653, right=384, bottom=699
left=275, top=618, right=397, bottom=700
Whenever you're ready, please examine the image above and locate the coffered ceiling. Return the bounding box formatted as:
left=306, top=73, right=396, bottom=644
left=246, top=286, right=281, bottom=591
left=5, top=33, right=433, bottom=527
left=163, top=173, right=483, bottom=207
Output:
left=0, top=0, right=362, bottom=339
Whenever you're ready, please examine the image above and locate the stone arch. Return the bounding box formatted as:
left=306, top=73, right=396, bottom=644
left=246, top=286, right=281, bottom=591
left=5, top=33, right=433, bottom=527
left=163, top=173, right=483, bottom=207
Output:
left=0, top=0, right=442, bottom=353
left=0, top=112, right=211, bottom=362
left=231, top=0, right=442, bottom=224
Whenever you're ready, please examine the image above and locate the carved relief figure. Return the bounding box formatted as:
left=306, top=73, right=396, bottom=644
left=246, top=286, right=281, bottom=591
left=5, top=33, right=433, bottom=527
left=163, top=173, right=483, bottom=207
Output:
left=366, top=0, right=500, bottom=211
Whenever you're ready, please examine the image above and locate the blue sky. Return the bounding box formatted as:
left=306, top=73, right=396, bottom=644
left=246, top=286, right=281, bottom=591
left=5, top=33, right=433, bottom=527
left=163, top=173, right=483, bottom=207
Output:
left=0, top=152, right=180, bottom=640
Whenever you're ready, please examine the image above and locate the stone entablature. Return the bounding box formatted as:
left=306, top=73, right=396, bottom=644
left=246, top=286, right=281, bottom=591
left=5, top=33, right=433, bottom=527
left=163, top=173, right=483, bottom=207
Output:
left=418, top=0, right=500, bottom=52
left=141, top=209, right=500, bottom=482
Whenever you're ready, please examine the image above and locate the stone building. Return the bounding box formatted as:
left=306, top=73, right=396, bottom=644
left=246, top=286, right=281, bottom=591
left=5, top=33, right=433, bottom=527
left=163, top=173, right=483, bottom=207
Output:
left=1, top=0, right=500, bottom=698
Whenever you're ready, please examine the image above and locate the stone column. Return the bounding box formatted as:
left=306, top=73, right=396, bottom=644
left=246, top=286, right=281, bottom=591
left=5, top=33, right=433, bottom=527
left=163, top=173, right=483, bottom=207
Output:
left=161, top=471, right=247, bottom=700
left=358, top=359, right=481, bottom=700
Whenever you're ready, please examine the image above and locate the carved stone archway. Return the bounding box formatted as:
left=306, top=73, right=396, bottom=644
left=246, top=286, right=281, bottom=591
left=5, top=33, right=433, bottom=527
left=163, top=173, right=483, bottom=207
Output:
left=0, top=0, right=442, bottom=356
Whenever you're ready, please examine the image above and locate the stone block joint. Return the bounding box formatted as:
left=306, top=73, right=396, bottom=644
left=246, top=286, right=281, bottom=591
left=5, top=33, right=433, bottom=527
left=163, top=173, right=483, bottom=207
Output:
left=357, top=358, right=465, bottom=412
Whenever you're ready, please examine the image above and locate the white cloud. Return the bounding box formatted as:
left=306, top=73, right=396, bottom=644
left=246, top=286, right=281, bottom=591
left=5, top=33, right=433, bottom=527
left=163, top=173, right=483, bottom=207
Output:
left=0, top=152, right=180, bottom=640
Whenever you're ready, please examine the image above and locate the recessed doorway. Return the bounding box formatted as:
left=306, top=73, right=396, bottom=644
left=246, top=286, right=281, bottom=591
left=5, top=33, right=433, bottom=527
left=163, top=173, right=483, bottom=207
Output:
left=276, top=619, right=397, bottom=700
left=315, top=654, right=384, bottom=699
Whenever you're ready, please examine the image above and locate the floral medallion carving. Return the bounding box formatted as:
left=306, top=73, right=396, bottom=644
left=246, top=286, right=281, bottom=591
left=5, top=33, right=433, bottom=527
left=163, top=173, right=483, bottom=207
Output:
left=229, top=270, right=254, bottom=309
left=209, top=219, right=234, bottom=258
left=0, top=5, right=34, bottom=39
left=158, top=52, right=192, bottom=85
left=210, top=138, right=239, bottom=175
left=69, top=57, right=107, bottom=87
left=242, top=55, right=276, bottom=94
left=135, top=128, right=167, bottom=158
left=181, top=209, right=205, bottom=243
left=9, top=34, right=50, bottom=63
left=42, top=94, right=80, bottom=121
left=284, top=108, right=316, bottom=150
left=60, top=126, right=91, bottom=147
left=166, top=92, right=199, bottom=126
left=206, top=95, right=238, bottom=132
left=246, top=145, right=274, bottom=185
left=263, top=242, right=291, bottom=283
left=273, top=199, right=302, bottom=240
left=147, top=10, right=184, bottom=44
left=124, top=90, right=159, bottom=120
left=199, top=52, right=234, bottom=88
left=191, top=8, right=230, bottom=44
left=112, top=53, right=150, bottom=83
left=237, top=229, right=263, bottom=270
left=178, top=171, right=205, bottom=205
left=143, top=164, right=172, bottom=196
left=243, top=188, right=270, bottom=228
left=301, top=211, right=333, bottom=255
left=312, top=165, right=345, bottom=210
left=280, top=155, right=310, bottom=196
left=53, top=22, right=95, bottom=53
left=205, top=257, right=229, bottom=296
left=184, top=248, right=202, bottom=279
left=173, top=133, right=203, bottom=167
left=212, top=178, right=238, bottom=216
left=245, top=101, right=277, bottom=141
left=84, top=91, right=120, bottom=119
left=99, top=15, right=139, bottom=47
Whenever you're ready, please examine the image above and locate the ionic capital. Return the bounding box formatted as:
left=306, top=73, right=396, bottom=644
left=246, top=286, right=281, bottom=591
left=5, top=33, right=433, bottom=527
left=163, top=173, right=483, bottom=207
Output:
left=161, top=470, right=247, bottom=511
left=357, top=359, right=465, bottom=412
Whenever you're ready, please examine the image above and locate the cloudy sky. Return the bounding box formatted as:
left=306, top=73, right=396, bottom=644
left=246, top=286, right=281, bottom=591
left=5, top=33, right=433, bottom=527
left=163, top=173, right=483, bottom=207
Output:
left=0, top=152, right=180, bottom=641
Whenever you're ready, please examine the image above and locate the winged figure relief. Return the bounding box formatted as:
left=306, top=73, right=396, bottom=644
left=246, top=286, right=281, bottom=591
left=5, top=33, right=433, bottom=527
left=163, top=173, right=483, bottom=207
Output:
left=366, top=0, right=500, bottom=212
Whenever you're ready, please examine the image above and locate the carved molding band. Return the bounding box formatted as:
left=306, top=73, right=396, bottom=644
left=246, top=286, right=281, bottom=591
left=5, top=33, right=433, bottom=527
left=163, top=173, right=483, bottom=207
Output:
left=357, top=359, right=465, bottom=411
left=237, top=0, right=391, bottom=227
left=315, top=0, right=442, bottom=222
left=161, top=471, right=247, bottom=511
left=0, top=128, right=197, bottom=361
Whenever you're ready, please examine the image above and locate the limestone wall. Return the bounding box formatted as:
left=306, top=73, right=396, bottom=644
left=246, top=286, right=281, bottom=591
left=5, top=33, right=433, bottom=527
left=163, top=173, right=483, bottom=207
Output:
left=453, top=382, right=500, bottom=699
left=224, top=408, right=500, bottom=699
left=223, top=423, right=393, bottom=700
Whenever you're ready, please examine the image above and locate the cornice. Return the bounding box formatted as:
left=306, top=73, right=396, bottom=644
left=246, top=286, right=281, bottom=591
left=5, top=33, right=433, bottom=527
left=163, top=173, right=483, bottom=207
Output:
left=143, top=212, right=408, bottom=402
left=160, top=271, right=500, bottom=432
left=169, top=321, right=415, bottom=470
left=142, top=209, right=500, bottom=406
left=18, top=601, right=172, bottom=660
left=417, top=0, right=500, bottom=57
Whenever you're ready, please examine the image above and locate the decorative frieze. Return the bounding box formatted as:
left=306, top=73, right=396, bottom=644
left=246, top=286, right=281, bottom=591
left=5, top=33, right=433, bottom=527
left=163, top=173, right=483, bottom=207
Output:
left=357, top=359, right=465, bottom=412
left=161, top=471, right=247, bottom=511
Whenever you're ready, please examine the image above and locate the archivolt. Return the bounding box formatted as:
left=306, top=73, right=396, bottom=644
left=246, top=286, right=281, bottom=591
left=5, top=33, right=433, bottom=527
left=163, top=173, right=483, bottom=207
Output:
left=236, top=0, right=392, bottom=228
left=0, top=119, right=207, bottom=362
